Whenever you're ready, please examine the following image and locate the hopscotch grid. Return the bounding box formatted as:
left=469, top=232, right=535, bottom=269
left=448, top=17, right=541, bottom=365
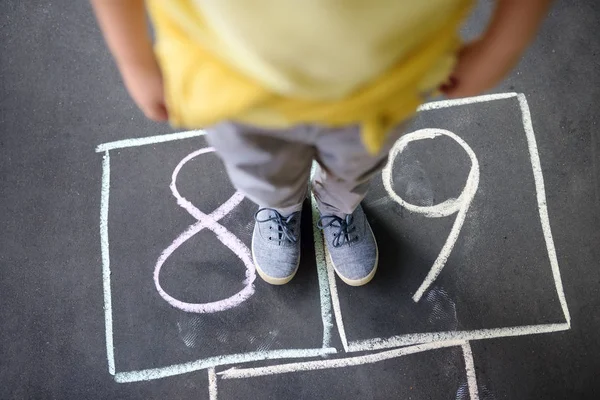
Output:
left=97, top=92, right=570, bottom=386
left=99, top=148, right=336, bottom=382
left=209, top=343, right=487, bottom=400
left=325, top=92, right=571, bottom=353
left=210, top=342, right=487, bottom=400
left=213, top=340, right=481, bottom=400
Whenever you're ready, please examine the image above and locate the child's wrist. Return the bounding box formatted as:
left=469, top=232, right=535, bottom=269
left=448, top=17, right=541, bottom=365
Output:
left=478, top=32, right=526, bottom=67
left=117, top=49, right=158, bottom=74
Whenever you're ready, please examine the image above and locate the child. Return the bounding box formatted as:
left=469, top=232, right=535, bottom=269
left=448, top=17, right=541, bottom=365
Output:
left=92, top=0, right=551, bottom=286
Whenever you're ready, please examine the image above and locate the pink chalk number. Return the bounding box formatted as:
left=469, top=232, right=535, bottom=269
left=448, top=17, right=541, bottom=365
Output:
left=153, top=147, right=256, bottom=313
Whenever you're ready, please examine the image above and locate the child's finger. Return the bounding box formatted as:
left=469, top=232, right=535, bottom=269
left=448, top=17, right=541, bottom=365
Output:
left=144, top=102, right=169, bottom=121
left=439, top=76, right=459, bottom=93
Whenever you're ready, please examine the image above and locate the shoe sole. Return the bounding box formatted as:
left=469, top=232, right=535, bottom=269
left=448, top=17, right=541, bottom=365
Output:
left=326, top=223, right=379, bottom=287
left=251, top=240, right=300, bottom=285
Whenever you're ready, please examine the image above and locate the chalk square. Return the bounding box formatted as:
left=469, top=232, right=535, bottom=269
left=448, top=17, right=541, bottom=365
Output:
left=98, top=134, right=335, bottom=383
left=214, top=342, right=478, bottom=400
left=324, top=93, right=571, bottom=352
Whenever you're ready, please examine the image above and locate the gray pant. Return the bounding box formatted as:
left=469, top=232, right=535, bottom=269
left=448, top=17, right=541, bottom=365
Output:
left=205, top=122, right=405, bottom=217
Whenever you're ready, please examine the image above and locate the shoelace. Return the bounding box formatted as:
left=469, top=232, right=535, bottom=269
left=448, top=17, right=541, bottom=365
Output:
left=317, top=214, right=358, bottom=248
left=255, top=208, right=299, bottom=244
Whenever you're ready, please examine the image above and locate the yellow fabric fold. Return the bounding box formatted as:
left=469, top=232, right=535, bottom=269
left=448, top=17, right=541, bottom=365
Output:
left=146, top=0, right=474, bottom=153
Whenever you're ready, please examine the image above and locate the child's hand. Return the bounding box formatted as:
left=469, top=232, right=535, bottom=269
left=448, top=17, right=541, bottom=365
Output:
left=91, top=0, right=168, bottom=121
left=121, top=59, right=168, bottom=122
left=440, top=39, right=517, bottom=99
left=441, top=0, right=553, bottom=99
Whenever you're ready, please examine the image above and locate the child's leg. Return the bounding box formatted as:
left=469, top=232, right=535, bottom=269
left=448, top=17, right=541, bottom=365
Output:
left=205, top=121, right=315, bottom=285
left=205, top=121, right=315, bottom=215
left=313, top=123, right=406, bottom=286
left=312, top=124, right=405, bottom=216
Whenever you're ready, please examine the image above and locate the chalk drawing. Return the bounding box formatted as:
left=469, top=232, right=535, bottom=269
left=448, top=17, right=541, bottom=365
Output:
left=382, top=128, right=480, bottom=302
left=153, top=147, right=256, bottom=313
left=212, top=340, right=481, bottom=399
left=95, top=92, right=570, bottom=399
left=321, top=93, right=570, bottom=356
left=97, top=137, right=336, bottom=383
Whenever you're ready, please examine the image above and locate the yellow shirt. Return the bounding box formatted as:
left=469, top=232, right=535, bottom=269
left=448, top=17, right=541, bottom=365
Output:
left=147, top=0, right=474, bottom=153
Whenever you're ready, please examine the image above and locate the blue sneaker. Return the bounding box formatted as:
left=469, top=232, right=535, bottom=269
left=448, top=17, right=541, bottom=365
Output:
left=252, top=208, right=302, bottom=285
left=318, top=205, right=378, bottom=286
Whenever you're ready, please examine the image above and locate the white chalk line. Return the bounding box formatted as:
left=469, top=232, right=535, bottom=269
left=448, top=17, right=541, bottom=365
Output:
left=324, top=237, right=349, bottom=352
left=95, top=129, right=205, bottom=153
left=208, top=368, right=218, bottom=400
left=462, top=342, right=480, bottom=400
left=346, top=322, right=570, bottom=353
left=153, top=147, right=256, bottom=313
left=100, top=151, right=116, bottom=375
left=114, top=347, right=337, bottom=383
left=382, top=129, right=480, bottom=302
left=218, top=340, right=465, bottom=379
left=517, top=94, right=571, bottom=327
left=310, top=162, right=347, bottom=352
left=310, top=190, right=334, bottom=349
left=417, top=92, right=518, bottom=112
